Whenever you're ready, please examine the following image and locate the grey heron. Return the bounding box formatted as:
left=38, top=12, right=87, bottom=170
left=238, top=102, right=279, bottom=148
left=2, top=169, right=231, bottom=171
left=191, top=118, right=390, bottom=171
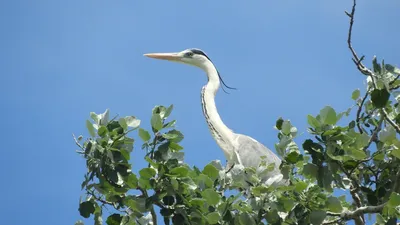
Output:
left=144, top=48, right=285, bottom=185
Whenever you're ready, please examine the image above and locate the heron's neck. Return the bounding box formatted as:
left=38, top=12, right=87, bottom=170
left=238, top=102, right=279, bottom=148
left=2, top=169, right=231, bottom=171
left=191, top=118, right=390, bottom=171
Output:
left=200, top=61, right=235, bottom=160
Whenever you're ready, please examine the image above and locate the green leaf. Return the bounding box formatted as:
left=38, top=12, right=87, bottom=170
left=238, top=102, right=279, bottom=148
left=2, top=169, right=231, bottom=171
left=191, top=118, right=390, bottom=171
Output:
left=303, top=163, right=318, bottom=179
left=152, top=105, right=167, bottom=119
left=75, top=220, right=84, bottom=225
left=90, top=112, right=100, bottom=124
left=98, top=109, right=110, bottom=126
left=79, top=201, right=95, bottom=218
left=138, top=128, right=151, bottom=142
left=202, top=189, right=220, bottom=206
left=181, top=177, right=197, bottom=191
left=350, top=149, right=367, bottom=160
left=307, top=115, right=321, bottom=128
left=190, top=198, right=207, bottom=209
left=251, top=186, right=269, bottom=197
left=388, top=192, right=400, bottom=207
left=380, top=126, right=396, bottom=143
left=281, top=198, right=295, bottom=212
left=151, top=113, right=163, bottom=131
left=164, top=120, right=176, bottom=129
left=106, top=214, right=122, bottom=225
left=295, top=181, right=308, bottom=192
left=169, top=142, right=183, bottom=151
left=376, top=214, right=386, bottom=224
left=349, top=149, right=367, bottom=160
left=203, top=164, right=219, bottom=180
left=165, top=130, right=184, bottom=143
left=139, top=168, right=156, bottom=179
left=326, top=197, right=343, bottom=213
left=197, top=174, right=213, bottom=189
left=265, top=210, right=280, bottom=224
left=118, top=118, right=128, bottom=130
left=385, top=64, right=400, bottom=75
left=125, top=173, right=138, bottom=188
left=239, top=212, right=256, bottom=225
left=120, top=216, right=132, bottom=225
left=371, top=89, right=390, bottom=108
left=98, top=126, right=108, bottom=137
left=169, top=166, right=189, bottom=177
left=123, top=195, right=147, bottom=213
left=372, top=56, right=381, bottom=74
left=320, top=106, right=337, bottom=125
left=348, top=120, right=356, bottom=129
left=286, top=151, right=302, bottom=164
left=206, top=212, right=220, bottom=224
left=165, top=104, right=174, bottom=118
left=86, top=120, right=96, bottom=137
left=162, top=133, right=179, bottom=140
left=310, top=210, right=326, bottom=225
left=281, top=120, right=292, bottom=135
left=275, top=117, right=284, bottom=130
left=373, top=152, right=385, bottom=161
left=125, top=116, right=141, bottom=129
left=352, top=89, right=360, bottom=100
left=391, top=149, right=400, bottom=159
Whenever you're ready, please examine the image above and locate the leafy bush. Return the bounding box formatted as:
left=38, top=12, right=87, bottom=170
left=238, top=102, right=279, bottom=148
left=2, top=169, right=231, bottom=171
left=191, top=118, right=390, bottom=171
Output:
left=74, top=1, right=400, bottom=224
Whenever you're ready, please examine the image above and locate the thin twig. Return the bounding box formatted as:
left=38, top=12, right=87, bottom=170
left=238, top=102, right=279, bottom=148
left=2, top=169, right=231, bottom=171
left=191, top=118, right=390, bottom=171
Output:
left=87, top=189, right=126, bottom=213
left=349, top=150, right=382, bottom=176
left=73, top=133, right=85, bottom=150
left=389, top=74, right=400, bottom=86
left=110, top=129, right=136, bottom=148
left=381, top=109, right=400, bottom=134
left=338, top=163, right=360, bottom=190
left=364, top=114, right=384, bottom=150
left=345, top=0, right=376, bottom=89
left=355, top=90, right=369, bottom=134
left=348, top=111, right=385, bottom=177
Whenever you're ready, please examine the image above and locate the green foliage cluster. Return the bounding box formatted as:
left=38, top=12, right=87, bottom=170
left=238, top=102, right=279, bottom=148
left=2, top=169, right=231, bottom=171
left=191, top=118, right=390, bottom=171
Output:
left=74, top=58, right=400, bottom=224
left=73, top=4, right=400, bottom=224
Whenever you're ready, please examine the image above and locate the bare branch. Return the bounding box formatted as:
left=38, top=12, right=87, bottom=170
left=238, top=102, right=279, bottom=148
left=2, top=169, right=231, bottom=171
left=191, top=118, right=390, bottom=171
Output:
left=342, top=203, right=385, bottom=220
left=73, top=133, right=85, bottom=151
left=345, top=0, right=376, bottom=89
left=350, top=185, right=365, bottom=225
left=325, top=203, right=386, bottom=224
left=86, top=189, right=127, bottom=213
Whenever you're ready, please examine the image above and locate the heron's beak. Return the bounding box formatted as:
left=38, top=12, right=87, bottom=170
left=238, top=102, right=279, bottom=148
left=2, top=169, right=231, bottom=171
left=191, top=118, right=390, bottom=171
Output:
left=143, top=52, right=182, bottom=62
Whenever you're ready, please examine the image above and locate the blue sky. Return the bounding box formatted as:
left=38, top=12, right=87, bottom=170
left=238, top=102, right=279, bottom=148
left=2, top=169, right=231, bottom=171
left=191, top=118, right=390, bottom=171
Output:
left=1, top=0, right=399, bottom=224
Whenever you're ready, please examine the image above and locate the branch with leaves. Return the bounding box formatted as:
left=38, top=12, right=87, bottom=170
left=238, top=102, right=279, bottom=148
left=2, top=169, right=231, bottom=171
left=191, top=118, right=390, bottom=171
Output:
left=73, top=1, right=400, bottom=225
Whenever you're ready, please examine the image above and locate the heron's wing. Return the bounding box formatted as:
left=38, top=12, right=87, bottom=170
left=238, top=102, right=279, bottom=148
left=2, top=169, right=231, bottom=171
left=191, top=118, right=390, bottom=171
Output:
left=233, top=134, right=282, bottom=171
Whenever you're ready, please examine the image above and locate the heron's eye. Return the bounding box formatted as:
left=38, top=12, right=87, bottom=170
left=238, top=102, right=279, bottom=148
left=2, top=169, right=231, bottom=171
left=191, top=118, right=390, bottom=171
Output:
left=185, top=52, right=194, bottom=57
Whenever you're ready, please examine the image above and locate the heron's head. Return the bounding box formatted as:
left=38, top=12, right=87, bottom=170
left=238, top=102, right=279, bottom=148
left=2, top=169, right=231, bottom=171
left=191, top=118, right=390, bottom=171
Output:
left=144, top=48, right=236, bottom=93
left=144, top=48, right=211, bottom=69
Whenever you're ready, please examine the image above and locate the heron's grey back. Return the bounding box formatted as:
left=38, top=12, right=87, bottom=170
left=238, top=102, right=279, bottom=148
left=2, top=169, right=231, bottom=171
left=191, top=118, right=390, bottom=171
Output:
left=234, top=134, right=282, bottom=177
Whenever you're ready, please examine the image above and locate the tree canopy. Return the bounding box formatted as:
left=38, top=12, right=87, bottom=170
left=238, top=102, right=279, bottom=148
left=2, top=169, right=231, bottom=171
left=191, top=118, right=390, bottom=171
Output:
left=74, top=1, right=400, bottom=224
